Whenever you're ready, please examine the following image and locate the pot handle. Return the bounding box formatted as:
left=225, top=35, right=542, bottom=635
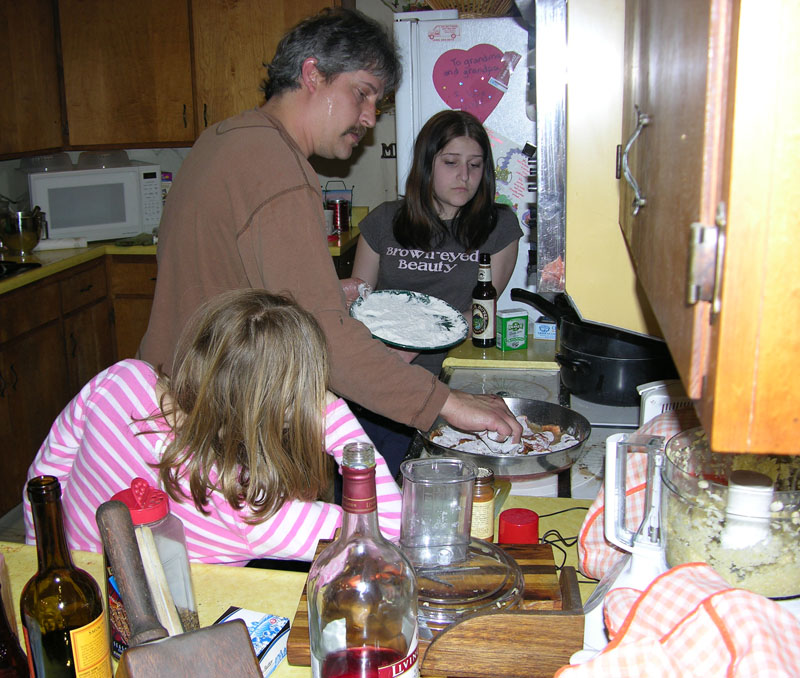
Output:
left=510, top=289, right=562, bottom=322
left=554, top=353, right=590, bottom=372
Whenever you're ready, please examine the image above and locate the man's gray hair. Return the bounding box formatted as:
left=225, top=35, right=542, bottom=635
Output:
left=262, top=8, right=402, bottom=100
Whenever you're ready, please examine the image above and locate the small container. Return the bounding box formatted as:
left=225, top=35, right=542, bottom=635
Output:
left=496, top=309, right=528, bottom=351
left=470, top=467, right=496, bottom=540
left=105, top=478, right=198, bottom=659
left=498, top=508, right=539, bottom=544
left=533, top=317, right=557, bottom=341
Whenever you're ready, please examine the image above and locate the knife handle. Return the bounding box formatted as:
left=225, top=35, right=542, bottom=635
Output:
left=96, top=500, right=169, bottom=646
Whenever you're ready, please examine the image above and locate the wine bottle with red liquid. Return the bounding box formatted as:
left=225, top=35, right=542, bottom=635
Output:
left=307, top=443, right=419, bottom=678
left=0, top=581, right=28, bottom=678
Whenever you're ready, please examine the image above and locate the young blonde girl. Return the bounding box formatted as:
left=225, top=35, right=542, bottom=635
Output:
left=24, top=289, right=401, bottom=564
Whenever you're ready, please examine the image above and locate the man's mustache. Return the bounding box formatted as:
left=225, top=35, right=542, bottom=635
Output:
left=344, top=127, right=366, bottom=142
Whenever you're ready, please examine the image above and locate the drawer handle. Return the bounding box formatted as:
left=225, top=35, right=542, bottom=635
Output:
left=79, top=283, right=94, bottom=293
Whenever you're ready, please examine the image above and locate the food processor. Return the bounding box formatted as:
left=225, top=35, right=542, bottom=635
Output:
left=661, top=428, right=800, bottom=601
left=585, top=427, right=800, bottom=655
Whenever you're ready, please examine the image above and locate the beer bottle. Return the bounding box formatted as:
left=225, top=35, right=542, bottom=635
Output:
left=471, top=253, right=497, bottom=348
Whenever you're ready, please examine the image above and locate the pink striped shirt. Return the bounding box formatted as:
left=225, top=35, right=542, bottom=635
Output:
left=24, top=359, right=402, bottom=564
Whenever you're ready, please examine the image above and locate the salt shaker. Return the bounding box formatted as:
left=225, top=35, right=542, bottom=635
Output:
left=104, top=478, right=198, bottom=659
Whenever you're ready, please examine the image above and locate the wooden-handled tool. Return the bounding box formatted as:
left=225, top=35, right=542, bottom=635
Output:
left=96, top=500, right=169, bottom=646
left=96, top=500, right=262, bottom=678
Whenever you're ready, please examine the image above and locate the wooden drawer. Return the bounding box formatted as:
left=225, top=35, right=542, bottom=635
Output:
left=0, top=280, right=60, bottom=344
left=60, top=261, right=108, bottom=315
left=109, top=255, right=158, bottom=296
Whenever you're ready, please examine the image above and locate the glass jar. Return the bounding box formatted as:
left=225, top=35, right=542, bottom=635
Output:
left=470, top=467, right=496, bottom=541
left=105, top=478, right=199, bottom=659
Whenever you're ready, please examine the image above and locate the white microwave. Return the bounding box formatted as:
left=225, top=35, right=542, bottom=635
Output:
left=28, top=163, right=163, bottom=242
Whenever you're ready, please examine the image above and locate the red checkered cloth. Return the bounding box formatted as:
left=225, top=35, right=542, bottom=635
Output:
left=555, top=563, right=800, bottom=677
left=577, top=408, right=700, bottom=580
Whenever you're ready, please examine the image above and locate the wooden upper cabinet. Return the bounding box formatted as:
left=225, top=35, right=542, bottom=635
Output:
left=191, top=0, right=336, bottom=131
left=619, top=0, right=800, bottom=454
left=58, top=0, right=196, bottom=146
left=0, top=0, right=63, bottom=156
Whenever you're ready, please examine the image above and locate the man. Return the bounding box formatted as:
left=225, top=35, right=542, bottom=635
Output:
left=138, top=8, right=521, bottom=449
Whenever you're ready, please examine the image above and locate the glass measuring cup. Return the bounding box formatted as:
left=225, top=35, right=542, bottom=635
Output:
left=399, top=458, right=477, bottom=567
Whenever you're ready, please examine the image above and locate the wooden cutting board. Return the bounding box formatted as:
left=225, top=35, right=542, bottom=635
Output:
left=287, top=542, right=583, bottom=676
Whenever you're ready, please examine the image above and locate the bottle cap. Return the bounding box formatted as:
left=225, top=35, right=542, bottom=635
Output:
left=498, top=508, right=539, bottom=544
left=111, top=477, right=169, bottom=525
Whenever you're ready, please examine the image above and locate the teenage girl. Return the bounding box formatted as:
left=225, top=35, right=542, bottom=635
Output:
left=349, top=109, right=523, bottom=474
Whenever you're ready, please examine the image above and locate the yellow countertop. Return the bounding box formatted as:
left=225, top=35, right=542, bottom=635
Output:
left=0, top=205, right=368, bottom=295
left=0, top=497, right=593, bottom=677
left=444, top=335, right=559, bottom=370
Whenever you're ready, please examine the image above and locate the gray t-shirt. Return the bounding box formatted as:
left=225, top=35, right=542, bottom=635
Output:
left=358, top=200, right=523, bottom=374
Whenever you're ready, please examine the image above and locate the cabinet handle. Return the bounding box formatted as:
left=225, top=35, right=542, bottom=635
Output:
left=70, top=332, right=78, bottom=359
left=183, top=103, right=187, bottom=128
left=9, top=364, right=18, bottom=391
left=0, top=371, right=5, bottom=397
left=203, top=103, right=208, bottom=128
left=621, top=105, right=650, bottom=216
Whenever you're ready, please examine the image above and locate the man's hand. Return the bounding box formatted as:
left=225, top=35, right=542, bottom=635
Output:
left=340, top=277, right=372, bottom=310
left=439, top=391, right=523, bottom=443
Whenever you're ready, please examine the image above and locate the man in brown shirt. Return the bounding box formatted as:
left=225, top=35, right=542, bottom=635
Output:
left=139, top=8, right=521, bottom=444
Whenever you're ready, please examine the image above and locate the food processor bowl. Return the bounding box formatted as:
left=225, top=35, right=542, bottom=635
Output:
left=662, top=427, right=800, bottom=599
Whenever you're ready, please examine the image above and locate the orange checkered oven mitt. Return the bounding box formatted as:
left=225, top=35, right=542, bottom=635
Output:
left=555, top=562, right=800, bottom=677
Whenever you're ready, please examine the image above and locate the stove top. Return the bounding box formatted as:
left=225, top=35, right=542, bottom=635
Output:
left=0, top=260, right=41, bottom=280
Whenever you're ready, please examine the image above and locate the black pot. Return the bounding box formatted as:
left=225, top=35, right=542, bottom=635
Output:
left=510, top=289, right=679, bottom=405
left=556, top=344, right=678, bottom=406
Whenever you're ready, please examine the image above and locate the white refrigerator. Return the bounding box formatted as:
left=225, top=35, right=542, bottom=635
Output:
left=393, top=10, right=538, bottom=313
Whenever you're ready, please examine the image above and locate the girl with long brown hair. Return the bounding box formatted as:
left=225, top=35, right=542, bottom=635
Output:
left=25, top=289, right=401, bottom=563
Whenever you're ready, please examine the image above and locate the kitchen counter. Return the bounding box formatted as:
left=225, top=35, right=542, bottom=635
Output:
left=0, top=205, right=368, bottom=295
left=0, top=243, right=156, bottom=294
left=0, top=497, right=594, bottom=677
left=444, top=335, right=558, bottom=370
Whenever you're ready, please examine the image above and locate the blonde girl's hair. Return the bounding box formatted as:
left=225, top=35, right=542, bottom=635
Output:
left=154, top=289, right=331, bottom=522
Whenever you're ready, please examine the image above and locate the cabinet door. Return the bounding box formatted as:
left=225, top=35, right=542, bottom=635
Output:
left=58, top=0, right=195, bottom=145
left=620, top=0, right=800, bottom=453
left=64, top=300, right=115, bottom=397
left=619, top=0, right=729, bottom=400
left=108, top=255, right=158, bottom=359
left=191, top=0, right=335, bottom=131
left=0, top=324, right=69, bottom=517
left=0, top=0, right=63, bottom=156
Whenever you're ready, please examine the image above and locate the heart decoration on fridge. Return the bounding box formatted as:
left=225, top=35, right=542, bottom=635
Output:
left=433, top=45, right=516, bottom=123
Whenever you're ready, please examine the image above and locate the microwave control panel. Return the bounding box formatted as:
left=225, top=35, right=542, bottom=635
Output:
left=140, top=168, right=163, bottom=228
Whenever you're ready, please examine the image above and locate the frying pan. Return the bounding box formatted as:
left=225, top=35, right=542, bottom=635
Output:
left=510, top=289, right=678, bottom=405
left=418, top=397, right=590, bottom=480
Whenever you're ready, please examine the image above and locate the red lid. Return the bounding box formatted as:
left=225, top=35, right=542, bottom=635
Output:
left=498, top=508, right=539, bottom=545
left=111, top=477, right=169, bottom=525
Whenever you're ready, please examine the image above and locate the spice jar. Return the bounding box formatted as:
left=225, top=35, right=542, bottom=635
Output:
left=105, top=478, right=199, bottom=659
left=470, top=467, right=496, bottom=541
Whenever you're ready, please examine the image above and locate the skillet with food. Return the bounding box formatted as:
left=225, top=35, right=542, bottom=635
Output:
left=418, top=397, right=591, bottom=480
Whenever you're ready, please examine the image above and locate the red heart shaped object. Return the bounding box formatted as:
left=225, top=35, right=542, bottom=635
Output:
left=432, top=44, right=508, bottom=123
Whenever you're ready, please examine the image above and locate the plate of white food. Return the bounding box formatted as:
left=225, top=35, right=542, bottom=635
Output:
left=350, top=289, right=468, bottom=351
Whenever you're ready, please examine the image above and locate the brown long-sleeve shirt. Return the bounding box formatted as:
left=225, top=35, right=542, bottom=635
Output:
left=138, top=108, right=449, bottom=431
